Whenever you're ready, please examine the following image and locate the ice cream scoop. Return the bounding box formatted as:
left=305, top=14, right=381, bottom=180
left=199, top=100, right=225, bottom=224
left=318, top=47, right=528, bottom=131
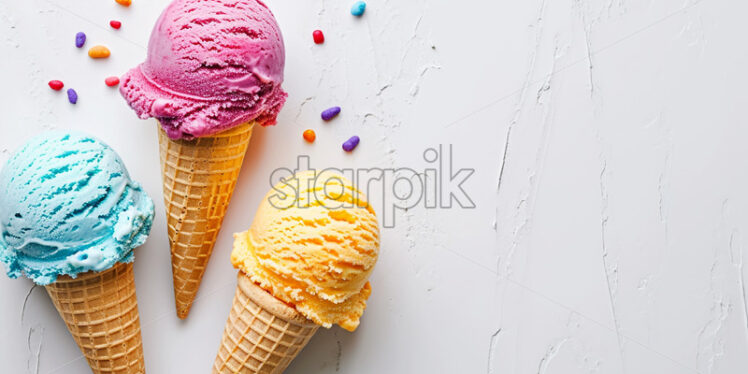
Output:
left=120, top=0, right=287, bottom=139
left=0, top=131, right=154, bottom=285
left=120, top=0, right=288, bottom=319
left=231, top=170, right=380, bottom=331
left=214, top=170, right=379, bottom=373
left=0, top=131, right=154, bottom=374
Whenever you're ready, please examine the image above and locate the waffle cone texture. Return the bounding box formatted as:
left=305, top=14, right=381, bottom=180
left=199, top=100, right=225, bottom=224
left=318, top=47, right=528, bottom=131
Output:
left=158, top=122, right=255, bottom=319
left=213, top=273, right=319, bottom=374
left=45, top=261, right=145, bottom=374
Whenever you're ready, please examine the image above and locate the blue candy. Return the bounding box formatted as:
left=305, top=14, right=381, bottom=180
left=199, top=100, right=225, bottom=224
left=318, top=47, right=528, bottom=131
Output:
left=321, top=106, right=341, bottom=121
left=351, top=1, right=366, bottom=17
left=75, top=32, right=86, bottom=48
left=342, top=136, right=360, bottom=152
left=351, top=1, right=366, bottom=16
left=67, top=89, right=78, bottom=104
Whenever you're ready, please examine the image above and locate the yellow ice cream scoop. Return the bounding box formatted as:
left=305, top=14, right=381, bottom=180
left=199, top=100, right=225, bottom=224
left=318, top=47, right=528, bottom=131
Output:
left=231, top=170, right=380, bottom=331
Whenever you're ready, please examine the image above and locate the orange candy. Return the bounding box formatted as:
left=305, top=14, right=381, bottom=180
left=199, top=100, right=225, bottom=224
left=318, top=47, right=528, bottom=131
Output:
left=88, top=45, right=111, bottom=59
left=115, top=0, right=131, bottom=6
left=303, top=129, right=316, bottom=143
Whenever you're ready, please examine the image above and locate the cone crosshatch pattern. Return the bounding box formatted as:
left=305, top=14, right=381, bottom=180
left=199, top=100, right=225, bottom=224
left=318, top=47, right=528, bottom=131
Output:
left=158, top=122, right=255, bottom=319
left=45, top=261, right=145, bottom=374
left=213, top=274, right=319, bottom=374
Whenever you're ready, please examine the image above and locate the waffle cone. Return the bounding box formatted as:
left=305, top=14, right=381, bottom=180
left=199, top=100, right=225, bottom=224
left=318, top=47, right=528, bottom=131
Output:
left=158, top=122, right=255, bottom=319
left=45, top=261, right=145, bottom=374
left=213, top=273, right=319, bottom=374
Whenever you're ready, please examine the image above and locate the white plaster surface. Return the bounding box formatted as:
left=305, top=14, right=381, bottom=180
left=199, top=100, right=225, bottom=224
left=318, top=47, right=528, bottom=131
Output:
left=1, top=0, right=747, bottom=373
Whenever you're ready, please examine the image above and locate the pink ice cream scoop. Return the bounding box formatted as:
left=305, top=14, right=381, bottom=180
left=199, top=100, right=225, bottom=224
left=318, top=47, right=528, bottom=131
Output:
left=120, top=0, right=287, bottom=139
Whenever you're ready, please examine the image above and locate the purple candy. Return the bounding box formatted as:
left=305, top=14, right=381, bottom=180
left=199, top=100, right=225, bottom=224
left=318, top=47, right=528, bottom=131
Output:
left=67, top=89, right=78, bottom=104
left=321, top=106, right=341, bottom=121
left=342, top=136, right=360, bottom=152
left=75, top=32, right=86, bottom=48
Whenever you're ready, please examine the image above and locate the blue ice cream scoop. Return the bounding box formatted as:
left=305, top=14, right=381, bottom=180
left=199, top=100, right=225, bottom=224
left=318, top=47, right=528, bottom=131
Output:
left=0, top=131, right=154, bottom=285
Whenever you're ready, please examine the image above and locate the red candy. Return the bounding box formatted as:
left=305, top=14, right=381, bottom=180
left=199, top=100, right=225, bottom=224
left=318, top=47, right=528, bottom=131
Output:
left=110, top=20, right=122, bottom=29
left=313, top=30, right=324, bottom=44
left=105, top=76, right=120, bottom=87
left=48, top=80, right=64, bottom=91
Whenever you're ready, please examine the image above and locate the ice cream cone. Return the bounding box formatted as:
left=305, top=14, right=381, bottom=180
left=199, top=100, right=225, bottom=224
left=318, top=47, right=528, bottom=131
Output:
left=45, top=261, right=145, bottom=374
left=213, top=273, right=319, bottom=374
left=158, top=122, right=255, bottom=319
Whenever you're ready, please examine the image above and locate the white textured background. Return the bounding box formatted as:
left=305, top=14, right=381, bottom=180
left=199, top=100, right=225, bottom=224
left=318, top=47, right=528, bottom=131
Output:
left=1, top=0, right=747, bottom=373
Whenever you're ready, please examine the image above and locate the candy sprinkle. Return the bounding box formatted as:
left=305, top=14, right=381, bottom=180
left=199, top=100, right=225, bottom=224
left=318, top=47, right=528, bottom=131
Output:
left=110, top=20, right=122, bottom=29
left=115, top=0, right=131, bottom=6
left=67, top=89, right=78, bottom=104
left=75, top=32, right=86, bottom=48
left=321, top=106, right=341, bottom=121
left=88, top=45, right=111, bottom=59
left=48, top=80, right=64, bottom=91
left=342, top=136, right=360, bottom=152
left=313, top=30, right=324, bottom=44
left=351, top=1, right=366, bottom=16
left=105, top=76, right=120, bottom=87
left=303, top=129, right=316, bottom=143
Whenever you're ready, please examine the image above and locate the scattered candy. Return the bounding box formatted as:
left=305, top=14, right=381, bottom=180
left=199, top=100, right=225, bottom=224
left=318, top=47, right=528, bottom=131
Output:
left=351, top=1, right=366, bottom=16
left=67, top=89, right=78, bottom=104
left=342, top=136, right=360, bottom=152
left=115, top=0, right=131, bottom=6
left=88, top=45, right=111, bottom=59
left=75, top=32, right=86, bottom=48
left=48, top=80, right=64, bottom=91
left=321, top=106, right=341, bottom=121
left=105, top=76, right=120, bottom=87
left=313, top=30, right=324, bottom=44
left=110, top=20, right=122, bottom=29
left=303, top=129, right=316, bottom=143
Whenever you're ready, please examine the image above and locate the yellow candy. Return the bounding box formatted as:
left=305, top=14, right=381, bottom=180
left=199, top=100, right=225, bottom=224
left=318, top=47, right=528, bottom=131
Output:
left=88, top=46, right=111, bottom=59
left=115, top=0, right=131, bottom=6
